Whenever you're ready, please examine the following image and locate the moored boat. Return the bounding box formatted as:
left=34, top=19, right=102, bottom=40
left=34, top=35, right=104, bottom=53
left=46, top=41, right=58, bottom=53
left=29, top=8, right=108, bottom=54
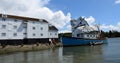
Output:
left=61, top=36, right=107, bottom=46
left=61, top=17, right=108, bottom=46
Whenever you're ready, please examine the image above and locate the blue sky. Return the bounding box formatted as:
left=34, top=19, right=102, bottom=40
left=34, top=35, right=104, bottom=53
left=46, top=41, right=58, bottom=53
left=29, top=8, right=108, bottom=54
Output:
left=47, top=0, right=120, bottom=32
left=48, top=0, right=120, bottom=23
left=0, top=0, right=120, bottom=33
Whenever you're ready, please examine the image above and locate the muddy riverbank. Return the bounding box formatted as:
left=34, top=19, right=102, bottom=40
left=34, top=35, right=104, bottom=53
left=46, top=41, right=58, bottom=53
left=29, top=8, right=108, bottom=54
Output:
left=0, top=42, right=62, bottom=54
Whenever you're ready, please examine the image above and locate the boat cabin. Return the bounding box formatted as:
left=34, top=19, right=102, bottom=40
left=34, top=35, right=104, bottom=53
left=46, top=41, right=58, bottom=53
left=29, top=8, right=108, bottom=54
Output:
left=71, top=17, right=99, bottom=39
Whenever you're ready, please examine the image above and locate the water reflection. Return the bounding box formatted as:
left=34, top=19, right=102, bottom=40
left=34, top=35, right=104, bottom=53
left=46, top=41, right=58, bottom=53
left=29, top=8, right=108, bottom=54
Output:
left=0, top=46, right=104, bottom=63
left=63, top=46, right=104, bottom=63
left=0, top=47, right=63, bottom=63
left=0, top=38, right=120, bottom=63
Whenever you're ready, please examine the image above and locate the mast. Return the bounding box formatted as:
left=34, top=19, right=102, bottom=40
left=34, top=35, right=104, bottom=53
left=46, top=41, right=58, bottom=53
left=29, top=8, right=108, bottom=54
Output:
left=95, top=24, right=101, bottom=38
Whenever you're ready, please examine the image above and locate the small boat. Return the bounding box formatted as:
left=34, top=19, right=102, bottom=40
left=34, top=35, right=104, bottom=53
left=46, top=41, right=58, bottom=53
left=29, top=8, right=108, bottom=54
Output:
left=91, top=41, right=103, bottom=45
left=61, top=17, right=108, bottom=46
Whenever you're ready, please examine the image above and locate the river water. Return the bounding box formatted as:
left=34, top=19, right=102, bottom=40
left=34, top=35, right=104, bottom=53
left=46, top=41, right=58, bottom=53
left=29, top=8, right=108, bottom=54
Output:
left=0, top=38, right=120, bottom=63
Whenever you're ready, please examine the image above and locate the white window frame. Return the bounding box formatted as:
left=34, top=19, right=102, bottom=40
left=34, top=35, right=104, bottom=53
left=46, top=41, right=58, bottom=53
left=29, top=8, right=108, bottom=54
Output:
left=13, top=33, right=17, bottom=36
left=40, top=33, right=43, bottom=36
left=33, top=33, right=36, bottom=36
left=13, top=25, right=17, bottom=29
left=40, top=27, right=43, bottom=30
left=2, top=25, right=6, bottom=29
left=1, top=33, right=6, bottom=37
left=33, top=27, right=35, bottom=30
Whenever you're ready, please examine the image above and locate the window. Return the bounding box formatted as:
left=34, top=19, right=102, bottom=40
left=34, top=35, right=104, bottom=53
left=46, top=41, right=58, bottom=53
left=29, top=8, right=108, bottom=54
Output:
left=23, top=26, right=27, bottom=28
left=13, top=33, right=17, bottom=36
left=2, top=18, right=6, bottom=21
left=2, top=33, right=6, bottom=37
left=33, top=27, right=35, bottom=30
left=23, top=25, right=27, bottom=28
left=40, top=27, right=43, bottom=30
left=77, top=34, right=80, bottom=37
left=90, top=35, right=92, bottom=37
left=33, top=33, right=36, bottom=36
left=2, top=25, right=6, bottom=29
left=55, top=33, right=57, bottom=35
left=14, top=19, right=17, bottom=22
left=13, top=26, right=17, bottom=29
left=40, top=33, right=43, bottom=36
left=23, top=33, right=27, bottom=35
left=91, top=35, right=93, bottom=37
left=87, top=35, right=89, bottom=37
left=50, top=33, right=52, bottom=35
left=32, top=21, right=35, bottom=23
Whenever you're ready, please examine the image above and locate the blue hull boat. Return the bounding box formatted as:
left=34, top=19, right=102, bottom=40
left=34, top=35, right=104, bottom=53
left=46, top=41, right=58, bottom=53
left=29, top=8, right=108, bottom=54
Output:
left=61, top=17, right=108, bottom=46
left=61, top=36, right=107, bottom=46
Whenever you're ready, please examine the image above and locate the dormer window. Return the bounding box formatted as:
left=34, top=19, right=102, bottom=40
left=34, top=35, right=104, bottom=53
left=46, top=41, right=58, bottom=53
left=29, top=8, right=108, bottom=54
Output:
left=2, top=14, right=7, bottom=21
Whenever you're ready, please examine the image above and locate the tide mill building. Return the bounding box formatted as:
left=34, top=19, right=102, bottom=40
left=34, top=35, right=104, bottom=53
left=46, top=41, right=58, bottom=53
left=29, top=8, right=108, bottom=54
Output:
left=0, top=14, right=58, bottom=45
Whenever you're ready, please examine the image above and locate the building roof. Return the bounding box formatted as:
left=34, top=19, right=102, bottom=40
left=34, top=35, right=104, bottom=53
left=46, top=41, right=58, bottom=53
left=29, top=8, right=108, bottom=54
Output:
left=0, top=14, right=48, bottom=23
left=84, top=31, right=98, bottom=34
left=49, top=26, right=58, bottom=31
left=77, top=26, right=94, bottom=33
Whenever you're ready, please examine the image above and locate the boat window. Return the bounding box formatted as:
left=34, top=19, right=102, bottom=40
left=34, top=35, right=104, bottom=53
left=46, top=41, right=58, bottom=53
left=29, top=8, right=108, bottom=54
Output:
left=77, top=34, right=80, bottom=37
left=87, top=35, right=89, bottom=37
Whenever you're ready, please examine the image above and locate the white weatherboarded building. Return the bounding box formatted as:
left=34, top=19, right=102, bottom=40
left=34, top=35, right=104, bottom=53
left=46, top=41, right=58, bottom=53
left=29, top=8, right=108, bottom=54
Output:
left=0, top=14, right=58, bottom=45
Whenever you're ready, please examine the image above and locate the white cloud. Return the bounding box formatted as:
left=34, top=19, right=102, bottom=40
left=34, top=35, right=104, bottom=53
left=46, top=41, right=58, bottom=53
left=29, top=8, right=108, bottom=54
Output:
left=84, top=16, right=95, bottom=25
left=59, top=16, right=96, bottom=33
left=59, top=15, right=120, bottom=33
left=59, top=30, right=71, bottom=33
left=1, top=0, right=119, bottom=33
left=0, top=0, right=71, bottom=29
left=118, top=22, right=120, bottom=26
left=115, top=0, right=120, bottom=4
left=83, top=16, right=120, bottom=32
left=66, top=25, right=71, bottom=30
left=59, top=24, right=72, bottom=33
left=100, top=22, right=120, bottom=31
left=100, top=24, right=109, bottom=29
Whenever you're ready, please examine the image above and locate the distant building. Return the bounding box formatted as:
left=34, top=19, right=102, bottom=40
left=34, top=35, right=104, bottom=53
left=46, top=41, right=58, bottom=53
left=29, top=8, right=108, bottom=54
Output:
left=0, top=14, right=58, bottom=45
